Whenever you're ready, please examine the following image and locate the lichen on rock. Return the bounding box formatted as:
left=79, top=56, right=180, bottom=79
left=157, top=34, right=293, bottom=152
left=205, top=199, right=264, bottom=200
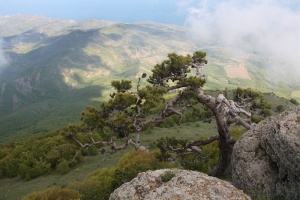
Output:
left=109, top=169, right=250, bottom=200
left=232, top=106, right=300, bottom=199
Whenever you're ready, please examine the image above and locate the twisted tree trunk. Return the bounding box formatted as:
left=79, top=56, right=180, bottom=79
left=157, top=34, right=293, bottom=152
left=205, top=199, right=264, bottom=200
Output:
left=208, top=113, right=235, bottom=177
left=194, top=88, right=248, bottom=177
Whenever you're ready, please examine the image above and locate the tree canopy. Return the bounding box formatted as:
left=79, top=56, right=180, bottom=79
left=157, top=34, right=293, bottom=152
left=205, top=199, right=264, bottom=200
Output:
left=68, top=51, right=271, bottom=177
left=0, top=51, right=273, bottom=180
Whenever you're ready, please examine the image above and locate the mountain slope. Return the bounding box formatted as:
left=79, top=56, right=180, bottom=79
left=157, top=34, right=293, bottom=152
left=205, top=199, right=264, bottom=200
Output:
left=0, top=15, right=198, bottom=141
left=0, top=15, right=299, bottom=142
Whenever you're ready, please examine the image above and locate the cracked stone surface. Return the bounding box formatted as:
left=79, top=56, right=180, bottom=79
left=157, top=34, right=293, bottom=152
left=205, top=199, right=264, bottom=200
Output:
left=232, top=106, right=300, bottom=200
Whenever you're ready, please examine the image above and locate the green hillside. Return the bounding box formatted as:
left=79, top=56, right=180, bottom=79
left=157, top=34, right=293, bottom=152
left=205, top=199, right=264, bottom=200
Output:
left=0, top=15, right=299, bottom=142
left=0, top=92, right=296, bottom=199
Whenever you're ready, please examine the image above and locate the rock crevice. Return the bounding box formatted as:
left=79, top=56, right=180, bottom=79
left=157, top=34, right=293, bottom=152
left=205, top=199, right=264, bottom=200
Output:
left=232, top=106, right=300, bottom=199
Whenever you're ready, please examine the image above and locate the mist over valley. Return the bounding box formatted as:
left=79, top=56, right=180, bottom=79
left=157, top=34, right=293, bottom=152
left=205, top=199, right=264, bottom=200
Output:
left=0, top=14, right=299, bottom=142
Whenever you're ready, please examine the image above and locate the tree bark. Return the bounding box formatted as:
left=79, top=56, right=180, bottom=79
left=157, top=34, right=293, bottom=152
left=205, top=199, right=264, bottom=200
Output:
left=208, top=113, right=235, bottom=177
left=194, top=88, right=235, bottom=177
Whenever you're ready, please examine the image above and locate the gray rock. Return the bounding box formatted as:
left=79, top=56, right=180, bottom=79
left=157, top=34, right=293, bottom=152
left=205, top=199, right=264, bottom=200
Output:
left=232, top=106, right=300, bottom=199
left=138, top=145, right=149, bottom=152
left=110, top=169, right=250, bottom=200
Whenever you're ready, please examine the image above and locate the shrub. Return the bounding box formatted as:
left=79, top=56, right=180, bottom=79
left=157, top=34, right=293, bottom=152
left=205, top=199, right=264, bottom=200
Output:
left=251, top=115, right=264, bottom=123
left=57, top=159, right=70, bottom=175
left=117, top=150, right=161, bottom=171
left=22, top=187, right=81, bottom=200
left=79, top=168, right=116, bottom=200
left=260, top=109, right=272, bottom=117
left=179, top=141, right=219, bottom=173
left=156, top=136, right=219, bottom=173
left=290, top=98, right=299, bottom=105
left=113, top=150, right=174, bottom=188
left=164, top=117, right=176, bottom=127
left=182, top=112, right=198, bottom=123
left=276, top=104, right=285, bottom=112
left=79, top=150, right=174, bottom=200
left=230, top=127, right=246, bottom=140
left=161, top=171, right=176, bottom=182
left=88, top=146, right=98, bottom=155
left=0, top=131, right=79, bottom=180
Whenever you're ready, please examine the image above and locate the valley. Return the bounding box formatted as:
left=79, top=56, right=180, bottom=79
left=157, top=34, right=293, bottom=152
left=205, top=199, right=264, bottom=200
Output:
left=0, top=15, right=299, bottom=142
left=0, top=15, right=299, bottom=200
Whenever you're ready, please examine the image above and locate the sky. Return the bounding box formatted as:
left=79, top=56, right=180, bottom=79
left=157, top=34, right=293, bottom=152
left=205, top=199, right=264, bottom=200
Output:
left=1, top=0, right=300, bottom=84
left=0, top=0, right=187, bottom=25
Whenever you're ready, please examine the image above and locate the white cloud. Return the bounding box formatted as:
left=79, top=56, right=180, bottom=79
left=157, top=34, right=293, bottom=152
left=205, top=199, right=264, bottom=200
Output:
left=0, top=38, right=9, bottom=72
left=181, top=0, right=300, bottom=85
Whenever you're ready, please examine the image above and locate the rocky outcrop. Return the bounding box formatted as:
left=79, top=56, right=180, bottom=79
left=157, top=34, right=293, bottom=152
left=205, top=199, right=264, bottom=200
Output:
left=232, top=106, right=300, bottom=199
left=110, top=169, right=250, bottom=200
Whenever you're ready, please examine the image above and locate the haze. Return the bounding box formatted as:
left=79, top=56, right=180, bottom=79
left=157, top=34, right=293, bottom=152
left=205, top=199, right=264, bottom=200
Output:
left=1, top=0, right=300, bottom=84
left=183, top=0, right=300, bottom=85
left=0, top=38, right=9, bottom=71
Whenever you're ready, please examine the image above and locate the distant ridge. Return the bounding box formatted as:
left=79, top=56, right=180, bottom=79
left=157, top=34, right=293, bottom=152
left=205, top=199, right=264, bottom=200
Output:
left=0, top=15, right=196, bottom=141
left=0, top=15, right=299, bottom=142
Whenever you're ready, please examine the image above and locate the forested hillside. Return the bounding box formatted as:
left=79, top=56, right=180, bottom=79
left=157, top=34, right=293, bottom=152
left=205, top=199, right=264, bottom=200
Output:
left=0, top=50, right=297, bottom=200
left=0, top=15, right=299, bottom=142
left=1, top=0, right=299, bottom=198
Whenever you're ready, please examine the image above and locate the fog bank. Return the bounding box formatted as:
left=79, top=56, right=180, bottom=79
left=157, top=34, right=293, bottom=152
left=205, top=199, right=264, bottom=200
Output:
left=181, top=0, right=300, bottom=85
left=0, top=38, right=9, bottom=72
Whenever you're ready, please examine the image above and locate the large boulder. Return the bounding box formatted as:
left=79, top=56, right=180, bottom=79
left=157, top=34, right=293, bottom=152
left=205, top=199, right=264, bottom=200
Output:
left=109, top=169, right=250, bottom=200
left=232, top=106, right=300, bottom=199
